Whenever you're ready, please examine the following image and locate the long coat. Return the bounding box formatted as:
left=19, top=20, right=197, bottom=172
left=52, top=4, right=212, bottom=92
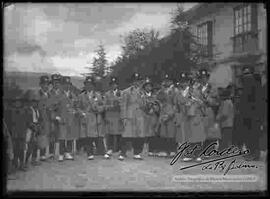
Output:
left=37, top=89, right=51, bottom=148
left=174, top=88, right=190, bottom=143
left=58, top=90, right=80, bottom=140
left=120, top=86, right=145, bottom=138
left=104, top=89, right=123, bottom=135
left=156, top=87, right=176, bottom=138
left=48, top=88, right=62, bottom=141
left=140, top=91, right=159, bottom=137
left=185, top=85, right=206, bottom=143
left=78, top=91, right=106, bottom=138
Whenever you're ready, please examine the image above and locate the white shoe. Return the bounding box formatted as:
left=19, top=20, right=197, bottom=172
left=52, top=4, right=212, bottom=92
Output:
left=118, top=155, right=124, bottom=161
left=107, top=150, right=113, bottom=156
left=158, top=152, right=167, bottom=157
left=58, top=155, right=64, bottom=162
left=88, top=155, right=94, bottom=160
left=133, top=154, right=143, bottom=160
left=196, top=157, right=202, bottom=162
left=65, top=153, right=74, bottom=160
left=104, top=154, right=110, bottom=159
left=148, top=152, right=154, bottom=156
left=40, top=156, right=46, bottom=161
left=169, top=152, right=176, bottom=157
left=182, top=157, right=192, bottom=162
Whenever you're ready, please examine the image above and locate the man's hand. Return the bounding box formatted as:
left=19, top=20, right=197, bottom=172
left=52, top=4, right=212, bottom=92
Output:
left=55, top=116, right=61, bottom=121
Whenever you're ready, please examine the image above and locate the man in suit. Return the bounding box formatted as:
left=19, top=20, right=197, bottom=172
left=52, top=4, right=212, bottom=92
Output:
left=104, top=77, right=123, bottom=158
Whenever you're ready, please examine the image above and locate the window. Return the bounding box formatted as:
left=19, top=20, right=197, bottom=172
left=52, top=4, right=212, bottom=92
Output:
left=197, top=21, right=213, bottom=57
left=233, top=4, right=258, bottom=53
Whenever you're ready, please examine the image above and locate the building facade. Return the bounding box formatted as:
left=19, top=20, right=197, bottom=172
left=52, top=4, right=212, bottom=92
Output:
left=185, top=3, right=267, bottom=88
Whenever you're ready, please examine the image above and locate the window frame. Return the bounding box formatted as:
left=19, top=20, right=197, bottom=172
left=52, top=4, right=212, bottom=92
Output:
left=233, top=3, right=258, bottom=53
left=197, top=21, right=213, bottom=57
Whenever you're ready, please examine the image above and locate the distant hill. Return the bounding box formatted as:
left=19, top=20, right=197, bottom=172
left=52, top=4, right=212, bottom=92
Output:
left=4, top=71, right=85, bottom=91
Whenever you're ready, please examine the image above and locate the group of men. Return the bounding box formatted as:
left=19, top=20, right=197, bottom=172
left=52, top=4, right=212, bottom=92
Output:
left=3, top=65, right=267, bottom=174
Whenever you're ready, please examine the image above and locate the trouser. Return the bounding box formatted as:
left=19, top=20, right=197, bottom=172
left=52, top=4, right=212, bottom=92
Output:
left=242, top=118, right=260, bottom=158
left=220, top=127, right=233, bottom=151
left=107, top=134, right=121, bottom=152
left=59, top=139, right=73, bottom=156
left=12, top=138, right=25, bottom=168
left=25, top=138, right=38, bottom=163
left=148, top=136, right=168, bottom=152
left=159, top=137, right=177, bottom=154
left=120, top=137, right=144, bottom=156
left=185, top=142, right=202, bottom=159
left=84, top=137, right=105, bottom=156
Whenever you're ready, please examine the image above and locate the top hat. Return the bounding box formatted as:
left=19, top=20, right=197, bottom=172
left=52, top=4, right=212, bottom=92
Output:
left=40, top=75, right=50, bottom=85
left=109, top=76, right=118, bottom=85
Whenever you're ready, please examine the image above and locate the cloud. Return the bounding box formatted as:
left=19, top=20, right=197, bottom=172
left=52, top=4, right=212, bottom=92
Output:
left=4, top=52, right=57, bottom=74
left=15, top=42, right=46, bottom=56
left=111, top=12, right=171, bottom=37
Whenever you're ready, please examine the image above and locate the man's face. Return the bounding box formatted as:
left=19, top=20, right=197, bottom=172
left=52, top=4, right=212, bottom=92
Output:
left=144, top=83, right=152, bottom=92
left=40, top=83, right=49, bottom=92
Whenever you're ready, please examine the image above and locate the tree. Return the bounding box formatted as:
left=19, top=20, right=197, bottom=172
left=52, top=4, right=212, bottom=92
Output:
left=120, top=28, right=160, bottom=59
left=91, top=43, right=108, bottom=79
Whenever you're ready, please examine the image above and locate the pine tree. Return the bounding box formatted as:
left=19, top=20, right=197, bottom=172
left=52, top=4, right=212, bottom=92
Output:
left=91, top=43, right=108, bottom=79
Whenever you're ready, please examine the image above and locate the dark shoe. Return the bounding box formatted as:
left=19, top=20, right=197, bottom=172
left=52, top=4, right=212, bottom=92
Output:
left=18, top=166, right=27, bottom=172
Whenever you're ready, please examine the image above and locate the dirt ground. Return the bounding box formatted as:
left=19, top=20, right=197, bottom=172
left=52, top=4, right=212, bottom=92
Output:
left=6, top=151, right=267, bottom=192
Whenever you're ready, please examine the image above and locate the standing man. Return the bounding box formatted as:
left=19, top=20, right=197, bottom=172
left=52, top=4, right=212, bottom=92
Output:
left=49, top=73, right=63, bottom=161
left=119, top=72, right=145, bottom=160
left=78, top=76, right=107, bottom=160
left=156, top=74, right=177, bottom=157
left=140, top=77, right=160, bottom=156
left=57, top=76, right=77, bottom=161
left=174, top=72, right=191, bottom=153
left=104, top=77, right=123, bottom=158
left=239, top=66, right=262, bottom=161
left=38, top=75, right=51, bottom=161
left=24, top=90, right=42, bottom=167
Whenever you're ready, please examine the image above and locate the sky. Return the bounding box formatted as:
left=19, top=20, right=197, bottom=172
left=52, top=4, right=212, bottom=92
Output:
left=4, top=3, right=197, bottom=76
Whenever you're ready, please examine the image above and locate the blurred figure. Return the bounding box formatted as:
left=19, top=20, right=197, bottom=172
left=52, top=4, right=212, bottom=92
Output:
left=216, top=88, right=234, bottom=152
left=239, top=66, right=262, bottom=161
